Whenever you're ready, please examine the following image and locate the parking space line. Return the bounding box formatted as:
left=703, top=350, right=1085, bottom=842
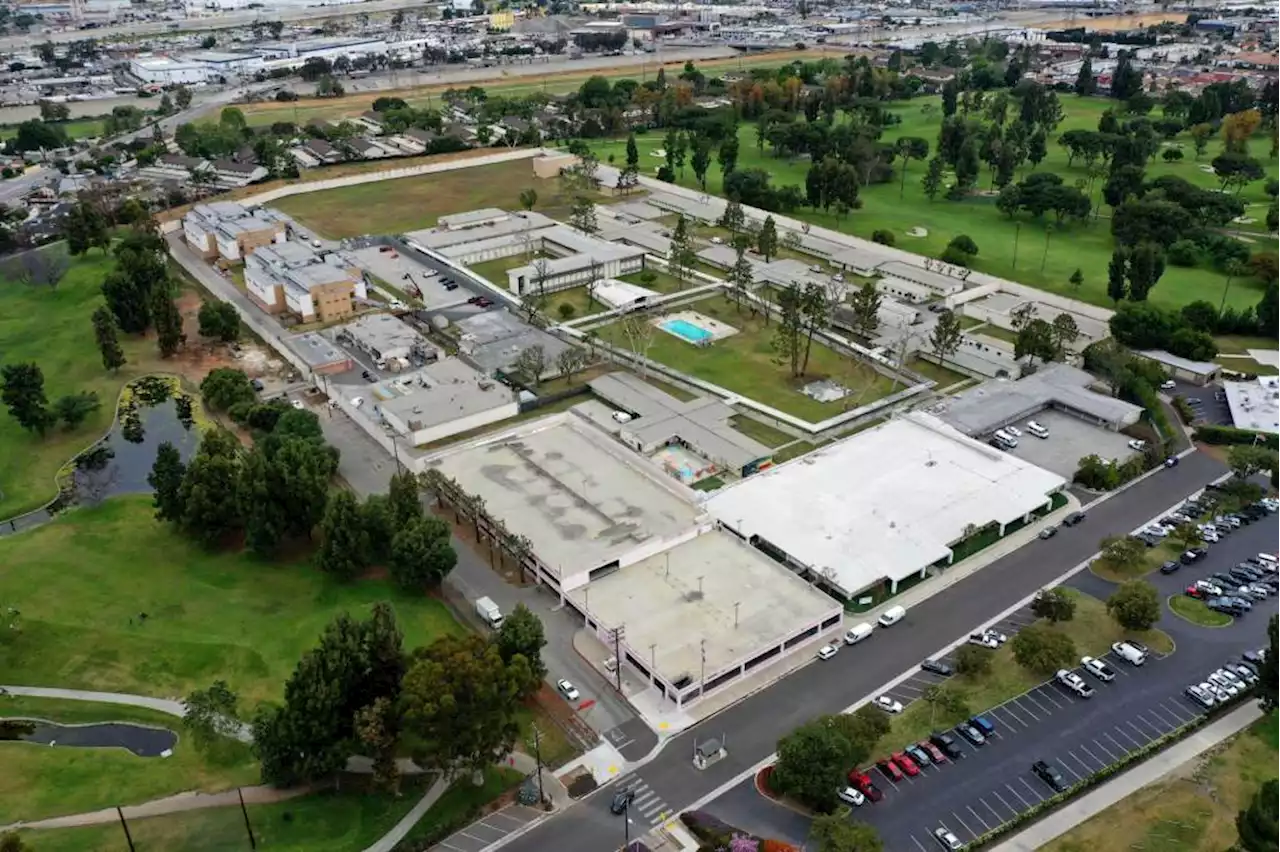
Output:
left=1018, top=693, right=1051, bottom=716
left=1107, top=729, right=1139, bottom=752
left=991, top=788, right=1019, bottom=817
left=1127, top=720, right=1156, bottom=743
left=1078, top=742, right=1108, bottom=768
left=1057, top=754, right=1083, bottom=782
left=910, top=835, right=929, bottom=852
left=1093, top=737, right=1122, bottom=762
left=950, top=812, right=977, bottom=840
left=1148, top=703, right=1183, bottom=728
left=998, top=703, right=1032, bottom=727
left=1006, top=783, right=1034, bottom=809
left=1035, top=688, right=1066, bottom=709
left=1102, top=655, right=1131, bottom=676
left=1162, top=699, right=1198, bottom=724
left=981, top=797, right=1009, bottom=825
left=967, top=805, right=992, bottom=831
left=1018, top=777, right=1046, bottom=805
left=1064, top=750, right=1093, bottom=777
left=487, top=811, right=527, bottom=826
left=437, top=841, right=467, bottom=852
left=1137, top=712, right=1171, bottom=735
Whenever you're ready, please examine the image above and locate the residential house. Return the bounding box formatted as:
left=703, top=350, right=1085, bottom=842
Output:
left=359, top=110, right=386, bottom=133
left=211, top=159, right=268, bottom=187
left=301, top=138, right=342, bottom=164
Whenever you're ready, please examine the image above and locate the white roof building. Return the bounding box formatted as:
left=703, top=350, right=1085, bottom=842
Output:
left=1223, top=375, right=1280, bottom=435
left=706, top=411, right=1066, bottom=599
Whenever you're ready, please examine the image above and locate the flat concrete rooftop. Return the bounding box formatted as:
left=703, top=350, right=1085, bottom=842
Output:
left=425, top=414, right=703, bottom=580
left=567, top=530, right=839, bottom=684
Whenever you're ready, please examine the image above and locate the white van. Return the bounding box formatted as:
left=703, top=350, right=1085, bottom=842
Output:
left=1026, top=421, right=1049, bottom=439
left=994, top=430, right=1019, bottom=448
left=1257, top=553, right=1277, bottom=569
left=878, top=605, right=907, bottom=628
left=844, top=622, right=874, bottom=645
left=1111, top=641, right=1146, bottom=666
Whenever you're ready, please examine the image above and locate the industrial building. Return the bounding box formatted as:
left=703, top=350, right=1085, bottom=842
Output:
left=129, top=56, right=210, bottom=85
left=705, top=412, right=1067, bottom=600
left=453, top=309, right=575, bottom=377
left=1223, top=375, right=1280, bottom=435
left=242, top=242, right=366, bottom=323
left=364, top=358, right=520, bottom=447
left=335, top=313, right=433, bottom=366
left=182, top=202, right=287, bottom=262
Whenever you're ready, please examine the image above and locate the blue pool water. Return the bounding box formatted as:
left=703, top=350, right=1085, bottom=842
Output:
left=662, top=318, right=714, bottom=344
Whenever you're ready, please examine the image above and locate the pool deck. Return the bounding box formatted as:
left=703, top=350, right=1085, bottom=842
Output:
left=657, top=310, right=739, bottom=344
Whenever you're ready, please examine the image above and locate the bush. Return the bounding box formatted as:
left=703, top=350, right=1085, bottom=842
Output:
left=1172, top=395, right=1196, bottom=425
left=1167, top=239, right=1201, bottom=267
left=557, top=302, right=576, bottom=320
left=871, top=229, right=895, bottom=246
left=948, top=234, right=979, bottom=256
left=1194, top=424, right=1280, bottom=451
left=955, top=644, right=993, bottom=676
left=939, top=245, right=971, bottom=267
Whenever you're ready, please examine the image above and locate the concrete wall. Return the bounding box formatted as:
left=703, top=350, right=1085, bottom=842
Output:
left=399, top=400, right=521, bottom=448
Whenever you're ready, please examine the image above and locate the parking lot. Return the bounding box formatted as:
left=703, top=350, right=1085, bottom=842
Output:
left=703, top=494, right=1276, bottom=851
left=430, top=801, right=545, bottom=852
left=1000, top=409, right=1140, bottom=479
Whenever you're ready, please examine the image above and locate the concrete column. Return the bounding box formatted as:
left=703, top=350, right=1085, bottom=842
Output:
left=999, top=521, right=1007, bottom=535
left=890, top=577, right=900, bottom=594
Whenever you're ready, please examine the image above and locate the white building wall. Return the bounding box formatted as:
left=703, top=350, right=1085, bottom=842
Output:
left=284, top=287, right=315, bottom=319
left=244, top=266, right=280, bottom=307
left=215, top=231, right=241, bottom=261
left=397, top=400, right=521, bottom=447
left=182, top=219, right=213, bottom=252
left=130, top=60, right=208, bottom=85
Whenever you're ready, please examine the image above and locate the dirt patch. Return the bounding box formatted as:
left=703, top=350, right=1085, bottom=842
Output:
left=1036, top=11, right=1186, bottom=30
left=530, top=682, right=598, bottom=750
left=562, top=766, right=597, bottom=799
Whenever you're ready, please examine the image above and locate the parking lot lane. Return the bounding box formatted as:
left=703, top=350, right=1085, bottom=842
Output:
left=910, top=834, right=930, bottom=852
left=950, top=811, right=978, bottom=839
left=1006, top=783, right=1035, bottom=809
left=1017, top=777, right=1046, bottom=805
left=989, top=788, right=1020, bottom=818
left=967, top=804, right=993, bottom=831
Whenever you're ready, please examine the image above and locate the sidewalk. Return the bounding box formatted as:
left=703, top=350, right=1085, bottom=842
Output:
left=990, top=702, right=1265, bottom=852
left=1, top=785, right=311, bottom=832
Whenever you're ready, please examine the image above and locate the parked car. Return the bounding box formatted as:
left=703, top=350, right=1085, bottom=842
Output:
left=1081, top=656, right=1116, bottom=682
left=1160, top=561, right=1181, bottom=575
left=933, top=828, right=964, bottom=851
left=847, top=771, right=884, bottom=802
left=891, top=751, right=920, bottom=777
left=969, top=716, right=996, bottom=737
left=1055, top=669, right=1095, bottom=698
left=930, top=731, right=964, bottom=759
left=1160, top=379, right=1176, bottom=390
left=956, top=722, right=986, bottom=746
left=837, top=786, right=866, bottom=807
left=1128, top=439, right=1148, bottom=451
left=1062, top=512, right=1086, bottom=527
left=918, top=740, right=947, bottom=764
left=556, top=679, right=580, bottom=701
left=968, top=632, right=1000, bottom=649
left=921, top=659, right=954, bottom=676
left=1039, top=525, right=1058, bottom=540
left=904, top=744, right=933, bottom=767
left=872, top=696, right=903, bottom=714
left=1032, top=760, right=1069, bottom=792
left=876, top=757, right=904, bottom=783
left=816, top=643, right=839, bottom=661
left=1185, top=684, right=1216, bottom=709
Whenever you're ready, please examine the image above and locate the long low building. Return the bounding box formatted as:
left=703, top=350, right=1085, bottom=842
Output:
left=705, top=411, right=1067, bottom=600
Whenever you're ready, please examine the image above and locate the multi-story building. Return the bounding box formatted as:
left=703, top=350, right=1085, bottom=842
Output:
left=182, top=201, right=286, bottom=261
left=243, top=242, right=366, bottom=323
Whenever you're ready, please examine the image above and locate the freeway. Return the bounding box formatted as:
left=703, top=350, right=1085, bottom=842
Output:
left=500, top=451, right=1228, bottom=852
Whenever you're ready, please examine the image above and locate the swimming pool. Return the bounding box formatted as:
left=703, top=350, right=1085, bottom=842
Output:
left=661, top=318, right=714, bottom=344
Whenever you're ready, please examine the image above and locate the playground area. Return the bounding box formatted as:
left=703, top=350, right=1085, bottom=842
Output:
left=650, top=442, right=720, bottom=486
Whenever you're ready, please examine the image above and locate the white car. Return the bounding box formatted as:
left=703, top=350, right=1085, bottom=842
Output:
left=837, top=786, right=866, bottom=806
left=1201, top=529, right=1220, bottom=543
left=1005, top=425, right=1022, bottom=438
left=291, top=400, right=304, bottom=410
left=1195, top=580, right=1224, bottom=596
left=980, top=628, right=1008, bottom=645
left=1204, top=681, right=1231, bottom=703
left=1160, top=380, right=1177, bottom=390
left=933, top=827, right=964, bottom=851
left=1185, top=684, right=1215, bottom=708
left=1216, top=667, right=1246, bottom=688
left=1128, top=439, right=1148, bottom=452
left=1142, top=525, right=1170, bottom=538
left=816, top=643, right=839, bottom=661
left=1111, top=641, right=1147, bottom=666
left=1081, top=656, right=1116, bottom=682
left=1055, top=669, right=1095, bottom=698
left=872, top=695, right=904, bottom=714
left=968, top=632, right=1000, bottom=649
left=1206, top=672, right=1239, bottom=697
left=351, top=397, right=364, bottom=408
left=556, top=679, right=580, bottom=701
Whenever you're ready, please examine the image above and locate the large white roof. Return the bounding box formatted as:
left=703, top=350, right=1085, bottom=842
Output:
left=705, top=412, right=1066, bottom=596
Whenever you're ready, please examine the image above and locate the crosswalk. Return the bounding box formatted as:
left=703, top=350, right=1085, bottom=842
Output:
left=614, top=773, right=673, bottom=827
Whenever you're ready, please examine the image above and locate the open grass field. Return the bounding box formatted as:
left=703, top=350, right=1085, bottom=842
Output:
left=238, top=50, right=816, bottom=128
left=273, top=158, right=583, bottom=239
left=1043, top=712, right=1278, bottom=852
left=905, top=356, right=970, bottom=388
left=596, top=294, right=896, bottom=422
left=0, top=248, right=183, bottom=520
left=583, top=94, right=1276, bottom=313
left=15, top=773, right=442, bottom=852
left=0, top=495, right=464, bottom=706
left=0, top=118, right=106, bottom=141
left=0, top=696, right=257, bottom=823
left=873, top=588, right=1174, bottom=754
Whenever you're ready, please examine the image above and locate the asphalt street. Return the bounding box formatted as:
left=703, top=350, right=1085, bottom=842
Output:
left=500, top=452, right=1231, bottom=852
left=705, top=501, right=1278, bottom=850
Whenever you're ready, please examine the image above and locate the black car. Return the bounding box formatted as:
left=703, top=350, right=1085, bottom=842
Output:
left=1033, top=760, right=1069, bottom=792
left=362, top=370, right=374, bottom=380
left=921, top=659, right=954, bottom=676
left=1137, top=533, right=1161, bottom=547
left=988, top=438, right=1007, bottom=450
left=956, top=722, right=986, bottom=746
left=610, top=788, right=635, bottom=815
left=1232, top=568, right=1262, bottom=584
left=1159, top=561, right=1181, bottom=574
left=1062, top=512, right=1086, bottom=527
left=930, top=731, right=963, bottom=759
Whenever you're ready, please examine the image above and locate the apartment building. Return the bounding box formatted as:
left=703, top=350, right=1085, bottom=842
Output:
left=182, top=201, right=287, bottom=261
left=244, top=241, right=367, bottom=323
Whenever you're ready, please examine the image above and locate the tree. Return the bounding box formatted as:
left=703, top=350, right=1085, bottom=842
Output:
left=91, top=305, right=126, bottom=372
left=178, top=429, right=243, bottom=547
left=727, top=243, right=754, bottom=313
left=399, top=633, right=527, bottom=778
left=1074, top=57, right=1096, bottom=96
left=148, top=441, right=187, bottom=524
left=809, top=816, right=883, bottom=852
left=63, top=201, right=109, bottom=257
left=772, top=286, right=807, bottom=379
left=555, top=347, right=586, bottom=384
left=847, top=281, right=881, bottom=340
left=387, top=468, right=423, bottom=528
left=895, top=136, right=929, bottom=199
left=1106, top=580, right=1160, bottom=632
left=197, top=301, right=240, bottom=342
left=1189, top=122, right=1214, bottom=159
left=668, top=214, right=696, bottom=284
left=53, top=391, right=100, bottom=429
left=1227, top=445, right=1277, bottom=480
left=1126, top=242, right=1166, bottom=302
left=0, top=833, right=31, bottom=852
left=517, top=187, right=538, bottom=211
left=317, top=489, right=370, bottom=581
left=354, top=696, right=400, bottom=794
left=757, top=216, right=779, bottom=263
left=1107, top=248, right=1129, bottom=304
left=929, top=309, right=963, bottom=373
left=0, top=362, right=54, bottom=436
left=1031, top=588, right=1076, bottom=623
left=182, top=680, right=241, bottom=754
left=954, top=644, right=993, bottom=676
left=200, top=368, right=256, bottom=412
left=1069, top=268, right=1084, bottom=293
left=1099, top=535, right=1148, bottom=575
left=496, top=603, right=547, bottom=692
left=389, top=516, right=457, bottom=590
left=719, top=200, right=746, bottom=234
left=151, top=278, right=185, bottom=358
left=512, top=345, right=547, bottom=388
left=773, top=716, right=860, bottom=813
left=690, top=138, right=713, bottom=191
left=1259, top=615, right=1278, bottom=714
left=921, top=157, right=945, bottom=201
left=1027, top=127, right=1048, bottom=169
left=569, top=197, right=597, bottom=233
left=1212, top=152, right=1265, bottom=194
left=1011, top=623, right=1077, bottom=674
left=1237, top=778, right=1279, bottom=852
left=718, top=134, right=739, bottom=177
left=1049, top=313, right=1080, bottom=358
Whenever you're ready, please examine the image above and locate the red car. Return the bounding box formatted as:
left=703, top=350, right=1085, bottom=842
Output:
left=876, top=757, right=904, bottom=783
left=847, top=771, right=884, bottom=802
left=917, top=740, right=947, bottom=764
left=1185, top=585, right=1205, bottom=599
left=891, top=751, right=920, bottom=777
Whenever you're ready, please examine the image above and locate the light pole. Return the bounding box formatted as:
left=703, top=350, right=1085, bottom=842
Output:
left=532, top=725, right=545, bottom=807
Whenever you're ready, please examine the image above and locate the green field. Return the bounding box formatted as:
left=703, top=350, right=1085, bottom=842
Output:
left=0, top=118, right=106, bottom=141
left=0, top=496, right=464, bottom=706
left=0, top=249, right=168, bottom=519
left=0, top=697, right=257, bottom=823
left=596, top=294, right=896, bottom=422
left=583, top=94, right=1276, bottom=313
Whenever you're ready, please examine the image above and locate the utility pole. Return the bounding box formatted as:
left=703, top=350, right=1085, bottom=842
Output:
left=698, top=638, right=707, bottom=701
left=609, top=624, right=625, bottom=693
left=532, top=725, right=545, bottom=806
left=237, top=787, right=257, bottom=849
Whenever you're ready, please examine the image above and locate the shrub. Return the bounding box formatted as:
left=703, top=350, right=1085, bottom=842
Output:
left=871, top=229, right=895, bottom=246
left=557, top=302, right=576, bottom=320
left=1173, top=395, right=1196, bottom=424
left=1194, top=424, right=1280, bottom=451
left=948, top=234, right=979, bottom=256
left=1167, top=239, right=1200, bottom=267
left=939, top=245, right=971, bottom=267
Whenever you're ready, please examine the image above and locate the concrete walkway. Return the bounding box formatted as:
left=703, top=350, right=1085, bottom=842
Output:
left=990, top=702, right=1266, bottom=852
left=1, top=785, right=311, bottom=832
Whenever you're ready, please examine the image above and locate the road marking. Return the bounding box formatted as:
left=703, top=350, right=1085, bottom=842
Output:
left=1065, top=750, right=1095, bottom=775
left=632, top=793, right=658, bottom=810
left=488, top=811, right=527, bottom=826
left=1035, top=688, right=1066, bottom=709
left=638, top=799, right=666, bottom=818
left=1093, top=737, right=1122, bottom=762
left=1102, top=654, right=1131, bottom=676
left=1078, top=742, right=1107, bottom=768
left=1107, top=729, right=1138, bottom=752
left=910, top=835, right=929, bottom=852
left=436, top=841, right=467, bottom=852
left=951, top=811, right=977, bottom=839
left=1137, top=712, right=1170, bottom=735
left=968, top=804, right=992, bottom=831
left=998, top=703, right=1031, bottom=728
left=459, top=831, right=488, bottom=842
left=472, top=821, right=507, bottom=835
left=1018, top=777, right=1045, bottom=804
left=1127, top=720, right=1155, bottom=743
left=1018, top=693, right=1051, bottom=716
left=1006, top=783, right=1034, bottom=809
left=981, top=797, right=1008, bottom=824
left=1160, top=699, right=1196, bottom=724
left=990, top=788, right=1019, bottom=817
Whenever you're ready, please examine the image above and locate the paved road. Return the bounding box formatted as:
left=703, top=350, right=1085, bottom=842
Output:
left=499, top=452, right=1229, bottom=852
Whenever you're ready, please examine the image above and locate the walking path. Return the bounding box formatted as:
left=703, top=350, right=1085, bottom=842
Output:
left=989, top=702, right=1266, bottom=852
left=1, top=786, right=311, bottom=832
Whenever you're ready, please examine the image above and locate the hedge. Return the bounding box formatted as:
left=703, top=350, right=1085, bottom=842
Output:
left=968, top=692, right=1252, bottom=849
left=1194, top=424, right=1280, bottom=451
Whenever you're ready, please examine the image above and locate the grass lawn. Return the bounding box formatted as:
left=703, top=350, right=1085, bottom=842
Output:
left=0, top=118, right=105, bottom=141
left=619, top=268, right=692, bottom=294
left=727, top=414, right=795, bottom=448
left=1090, top=541, right=1180, bottom=582
left=272, top=159, right=585, bottom=239
left=1215, top=355, right=1279, bottom=377
left=905, top=356, right=970, bottom=388
left=0, top=697, right=257, bottom=824
left=1043, top=713, right=1278, bottom=852
left=596, top=295, right=895, bottom=422
left=871, top=589, right=1173, bottom=755
left=467, top=253, right=549, bottom=290
left=399, top=766, right=525, bottom=847
left=583, top=94, right=1276, bottom=313
left=545, top=285, right=608, bottom=321
left=1213, top=334, right=1278, bottom=355
left=1167, top=595, right=1233, bottom=628
left=17, top=775, right=440, bottom=852
left=971, top=323, right=1018, bottom=345
left=0, top=496, right=464, bottom=707
left=0, top=248, right=184, bottom=519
